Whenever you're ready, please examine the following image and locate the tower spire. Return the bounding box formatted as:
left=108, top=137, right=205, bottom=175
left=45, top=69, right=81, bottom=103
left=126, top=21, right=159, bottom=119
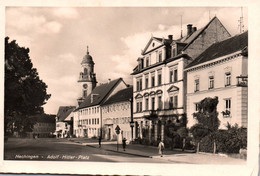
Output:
left=87, top=45, right=89, bottom=54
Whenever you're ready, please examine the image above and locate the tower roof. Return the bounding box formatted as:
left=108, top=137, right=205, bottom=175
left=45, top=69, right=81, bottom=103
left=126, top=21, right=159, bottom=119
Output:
left=81, top=46, right=94, bottom=64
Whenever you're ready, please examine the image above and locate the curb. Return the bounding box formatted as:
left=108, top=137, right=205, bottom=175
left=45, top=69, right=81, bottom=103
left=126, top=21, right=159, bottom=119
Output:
left=85, top=144, right=152, bottom=158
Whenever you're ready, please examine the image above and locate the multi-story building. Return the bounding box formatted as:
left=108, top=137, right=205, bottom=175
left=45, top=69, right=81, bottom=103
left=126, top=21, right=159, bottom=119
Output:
left=185, top=31, right=248, bottom=129
left=55, top=106, right=75, bottom=138
left=131, top=17, right=231, bottom=143
left=73, top=47, right=130, bottom=138
left=101, top=86, right=133, bottom=142
left=28, top=114, right=56, bottom=138
left=73, top=78, right=128, bottom=138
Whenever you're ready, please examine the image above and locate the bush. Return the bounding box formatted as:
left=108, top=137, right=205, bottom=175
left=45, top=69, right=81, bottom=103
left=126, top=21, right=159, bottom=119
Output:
left=196, top=124, right=247, bottom=154
left=215, top=127, right=247, bottom=153
left=185, top=136, right=195, bottom=150
left=200, top=134, right=214, bottom=153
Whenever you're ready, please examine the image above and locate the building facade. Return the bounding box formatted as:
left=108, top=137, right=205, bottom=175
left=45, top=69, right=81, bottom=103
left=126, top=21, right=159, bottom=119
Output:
left=102, top=86, right=133, bottom=142
left=73, top=78, right=128, bottom=138
left=28, top=114, right=56, bottom=138
left=55, top=106, right=75, bottom=138
left=131, top=17, right=231, bottom=143
left=186, top=31, right=248, bottom=129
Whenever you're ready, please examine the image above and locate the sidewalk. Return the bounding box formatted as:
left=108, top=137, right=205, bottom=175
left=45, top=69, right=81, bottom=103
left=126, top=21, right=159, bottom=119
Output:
left=72, top=138, right=195, bottom=158
left=67, top=138, right=246, bottom=164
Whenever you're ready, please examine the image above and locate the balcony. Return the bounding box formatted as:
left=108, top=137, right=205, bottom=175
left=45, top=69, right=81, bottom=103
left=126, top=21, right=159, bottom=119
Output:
left=236, top=76, right=248, bottom=87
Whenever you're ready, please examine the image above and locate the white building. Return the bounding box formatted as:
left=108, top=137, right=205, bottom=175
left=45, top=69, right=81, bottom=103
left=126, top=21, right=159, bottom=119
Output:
left=55, top=106, right=75, bottom=138
left=102, top=86, right=133, bottom=143
left=74, top=78, right=128, bottom=138
left=185, top=31, right=248, bottom=129
left=131, top=17, right=231, bottom=143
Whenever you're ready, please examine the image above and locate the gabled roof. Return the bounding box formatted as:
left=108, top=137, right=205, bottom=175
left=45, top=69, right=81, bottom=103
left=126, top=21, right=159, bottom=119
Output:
left=186, top=31, right=248, bottom=69
left=179, top=16, right=231, bottom=51
left=102, top=86, right=133, bottom=105
left=76, top=78, right=125, bottom=110
left=56, top=106, right=76, bottom=122
left=142, top=36, right=173, bottom=55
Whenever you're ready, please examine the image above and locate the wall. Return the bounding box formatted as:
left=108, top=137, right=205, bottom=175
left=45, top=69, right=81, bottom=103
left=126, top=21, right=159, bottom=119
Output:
left=185, top=18, right=230, bottom=59
left=186, top=54, right=248, bottom=129
left=102, top=101, right=131, bottom=142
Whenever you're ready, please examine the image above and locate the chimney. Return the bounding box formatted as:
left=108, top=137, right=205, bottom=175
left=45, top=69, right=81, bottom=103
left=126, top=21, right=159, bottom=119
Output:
left=168, top=35, right=173, bottom=40
left=187, top=24, right=193, bottom=36
left=108, top=78, right=111, bottom=83
left=192, top=27, right=197, bottom=33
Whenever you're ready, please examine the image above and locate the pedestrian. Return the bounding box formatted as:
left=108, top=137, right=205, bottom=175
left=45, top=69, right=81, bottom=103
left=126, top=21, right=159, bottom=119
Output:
left=98, top=136, right=102, bottom=148
left=158, top=140, right=164, bottom=157
left=122, top=138, right=126, bottom=151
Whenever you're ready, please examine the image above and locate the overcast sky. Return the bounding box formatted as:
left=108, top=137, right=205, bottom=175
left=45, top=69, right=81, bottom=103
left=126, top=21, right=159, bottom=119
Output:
left=5, top=7, right=248, bottom=115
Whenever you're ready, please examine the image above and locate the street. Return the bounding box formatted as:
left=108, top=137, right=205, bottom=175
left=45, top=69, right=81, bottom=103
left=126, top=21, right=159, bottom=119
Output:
left=4, top=138, right=246, bottom=164
left=4, top=138, right=170, bottom=163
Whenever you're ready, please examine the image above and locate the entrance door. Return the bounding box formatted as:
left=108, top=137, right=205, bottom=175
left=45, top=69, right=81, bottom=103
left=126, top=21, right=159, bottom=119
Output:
left=108, top=128, right=111, bottom=140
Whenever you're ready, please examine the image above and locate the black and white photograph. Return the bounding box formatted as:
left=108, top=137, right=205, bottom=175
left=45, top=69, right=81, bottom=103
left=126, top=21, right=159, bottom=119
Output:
left=1, top=2, right=259, bottom=176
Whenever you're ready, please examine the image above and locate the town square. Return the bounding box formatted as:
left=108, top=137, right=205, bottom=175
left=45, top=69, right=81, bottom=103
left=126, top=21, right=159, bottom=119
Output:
left=2, top=5, right=259, bottom=176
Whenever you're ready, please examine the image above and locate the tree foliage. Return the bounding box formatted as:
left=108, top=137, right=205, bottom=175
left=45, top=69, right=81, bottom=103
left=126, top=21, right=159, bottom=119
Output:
left=193, top=96, right=220, bottom=132
left=5, top=37, right=51, bottom=135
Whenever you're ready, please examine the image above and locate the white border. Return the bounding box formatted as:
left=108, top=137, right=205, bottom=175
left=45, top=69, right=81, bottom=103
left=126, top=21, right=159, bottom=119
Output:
left=0, top=1, right=259, bottom=175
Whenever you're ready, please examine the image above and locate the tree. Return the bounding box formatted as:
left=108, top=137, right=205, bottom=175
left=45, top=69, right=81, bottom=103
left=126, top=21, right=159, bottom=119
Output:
left=5, top=37, right=51, bottom=136
left=177, top=127, right=188, bottom=151
left=164, top=122, right=178, bottom=149
left=190, top=96, right=220, bottom=152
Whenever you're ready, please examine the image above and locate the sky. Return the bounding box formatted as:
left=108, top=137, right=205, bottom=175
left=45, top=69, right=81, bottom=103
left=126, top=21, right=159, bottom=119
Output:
left=5, top=7, right=248, bottom=115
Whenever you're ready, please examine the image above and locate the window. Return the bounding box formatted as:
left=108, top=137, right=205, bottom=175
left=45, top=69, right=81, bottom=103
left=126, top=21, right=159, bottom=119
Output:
left=158, top=72, right=162, bottom=85
left=195, top=103, right=199, bottom=112
left=136, top=101, right=143, bottom=112
left=158, top=51, right=162, bottom=62
left=151, top=97, right=155, bottom=110
left=145, top=98, right=149, bottom=110
left=92, top=119, right=94, bottom=124
left=174, top=69, right=178, bottom=82
left=139, top=79, right=142, bottom=90
left=83, top=90, right=87, bottom=97
left=174, top=95, right=178, bottom=108
left=195, top=79, right=199, bottom=92
left=97, top=118, right=99, bottom=124
left=158, top=96, right=162, bottom=109
left=209, top=76, right=214, bottom=89
left=146, top=57, right=149, bottom=67
left=145, top=76, right=149, bottom=89
left=169, top=70, right=173, bottom=83
left=89, top=119, right=91, bottom=125
left=140, top=59, right=144, bottom=69
left=95, top=119, right=97, bottom=125
left=151, top=74, right=155, bottom=87
left=169, top=97, right=173, bottom=108
left=136, top=78, right=142, bottom=91
left=223, top=99, right=231, bottom=117
left=225, top=72, right=231, bottom=86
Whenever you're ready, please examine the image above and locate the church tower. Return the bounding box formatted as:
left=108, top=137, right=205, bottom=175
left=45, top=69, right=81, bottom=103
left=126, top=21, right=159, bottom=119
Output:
left=77, top=46, right=97, bottom=105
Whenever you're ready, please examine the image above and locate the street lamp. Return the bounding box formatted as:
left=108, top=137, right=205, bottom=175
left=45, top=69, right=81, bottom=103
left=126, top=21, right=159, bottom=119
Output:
left=129, top=97, right=134, bottom=142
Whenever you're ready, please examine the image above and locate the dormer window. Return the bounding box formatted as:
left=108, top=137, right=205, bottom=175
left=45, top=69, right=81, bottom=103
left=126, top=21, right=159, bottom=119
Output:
left=146, top=57, right=149, bottom=67
left=172, top=43, right=177, bottom=57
